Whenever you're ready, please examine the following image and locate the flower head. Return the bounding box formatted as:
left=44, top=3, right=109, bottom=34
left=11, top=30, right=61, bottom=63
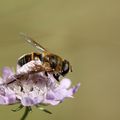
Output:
left=0, top=60, right=80, bottom=107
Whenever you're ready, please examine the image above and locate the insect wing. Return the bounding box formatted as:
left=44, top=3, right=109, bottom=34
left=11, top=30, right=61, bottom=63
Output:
left=20, top=33, right=48, bottom=52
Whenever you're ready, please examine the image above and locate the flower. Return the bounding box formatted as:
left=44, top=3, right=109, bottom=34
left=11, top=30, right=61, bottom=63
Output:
left=0, top=61, right=80, bottom=107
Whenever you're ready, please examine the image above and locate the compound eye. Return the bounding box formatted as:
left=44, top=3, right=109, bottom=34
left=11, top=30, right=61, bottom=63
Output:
left=61, top=60, right=69, bottom=76
left=49, top=56, right=57, bottom=69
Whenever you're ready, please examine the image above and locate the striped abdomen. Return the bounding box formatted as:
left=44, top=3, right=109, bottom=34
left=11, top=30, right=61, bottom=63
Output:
left=17, top=52, right=43, bottom=67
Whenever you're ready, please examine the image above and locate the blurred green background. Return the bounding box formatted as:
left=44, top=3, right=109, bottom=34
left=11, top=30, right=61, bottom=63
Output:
left=0, top=0, right=120, bottom=120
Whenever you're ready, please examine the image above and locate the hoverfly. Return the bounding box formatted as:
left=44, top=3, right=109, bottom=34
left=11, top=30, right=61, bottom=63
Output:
left=16, top=33, right=72, bottom=81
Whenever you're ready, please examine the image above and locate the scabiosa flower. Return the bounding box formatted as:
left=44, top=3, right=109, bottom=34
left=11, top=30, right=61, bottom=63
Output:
left=0, top=60, right=80, bottom=120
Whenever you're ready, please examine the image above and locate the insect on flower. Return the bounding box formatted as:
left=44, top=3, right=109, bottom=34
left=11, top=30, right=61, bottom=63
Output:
left=0, top=33, right=80, bottom=120
left=16, top=33, right=72, bottom=82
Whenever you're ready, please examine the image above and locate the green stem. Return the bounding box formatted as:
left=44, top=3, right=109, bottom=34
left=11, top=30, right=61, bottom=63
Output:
left=20, top=107, right=31, bottom=120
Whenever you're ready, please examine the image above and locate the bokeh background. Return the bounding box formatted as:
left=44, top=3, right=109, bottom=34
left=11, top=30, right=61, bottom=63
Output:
left=0, top=0, right=120, bottom=120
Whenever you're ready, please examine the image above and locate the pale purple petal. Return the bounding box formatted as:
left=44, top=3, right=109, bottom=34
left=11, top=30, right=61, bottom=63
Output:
left=44, top=91, right=60, bottom=105
left=0, top=77, right=4, bottom=84
left=5, top=94, right=16, bottom=104
left=67, top=83, right=80, bottom=96
left=0, top=96, right=7, bottom=104
left=0, top=87, right=5, bottom=95
left=72, top=83, right=80, bottom=94
left=46, top=88, right=70, bottom=104
left=0, top=87, right=16, bottom=105
left=54, top=89, right=70, bottom=100
left=21, top=96, right=42, bottom=106
left=2, top=67, right=14, bottom=80
left=43, top=99, right=60, bottom=105
left=46, top=91, right=55, bottom=100
left=60, top=78, right=71, bottom=89
left=21, top=97, right=34, bottom=106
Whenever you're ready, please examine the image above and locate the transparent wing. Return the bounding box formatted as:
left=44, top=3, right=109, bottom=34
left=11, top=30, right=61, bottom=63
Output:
left=20, top=32, right=48, bottom=52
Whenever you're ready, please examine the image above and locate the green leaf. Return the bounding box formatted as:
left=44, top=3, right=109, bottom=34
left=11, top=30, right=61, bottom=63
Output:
left=11, top=105, right=24, bottom=112
left=37, top=107, right=52, bottom=114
